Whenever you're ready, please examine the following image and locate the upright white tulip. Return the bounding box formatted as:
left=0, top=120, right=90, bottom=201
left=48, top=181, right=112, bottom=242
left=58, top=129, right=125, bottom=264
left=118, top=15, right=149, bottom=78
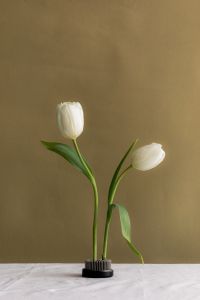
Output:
left=57, top=102, right=84, bottom=139
left=132, top=143, right=165, bottom=171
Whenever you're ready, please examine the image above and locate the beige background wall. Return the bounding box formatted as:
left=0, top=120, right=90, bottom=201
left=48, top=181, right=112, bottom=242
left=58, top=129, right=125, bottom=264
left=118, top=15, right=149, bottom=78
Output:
left=1, top=0, right=200, bottom=263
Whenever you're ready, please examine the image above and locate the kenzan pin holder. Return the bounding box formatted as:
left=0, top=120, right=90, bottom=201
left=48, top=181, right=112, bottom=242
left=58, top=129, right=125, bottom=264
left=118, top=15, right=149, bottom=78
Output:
left=82, top=259, right=113, bottom=278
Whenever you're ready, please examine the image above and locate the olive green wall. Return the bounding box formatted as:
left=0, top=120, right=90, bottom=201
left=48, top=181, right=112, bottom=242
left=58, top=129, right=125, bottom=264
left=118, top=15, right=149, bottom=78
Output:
left=1, top=0, right=200, bottom=263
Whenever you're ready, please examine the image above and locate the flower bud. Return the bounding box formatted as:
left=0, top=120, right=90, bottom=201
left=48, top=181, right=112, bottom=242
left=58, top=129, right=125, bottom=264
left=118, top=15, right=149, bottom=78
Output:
left=132, top=143, right=165, bottom=171
left=57, top=102, right=84, bottom=139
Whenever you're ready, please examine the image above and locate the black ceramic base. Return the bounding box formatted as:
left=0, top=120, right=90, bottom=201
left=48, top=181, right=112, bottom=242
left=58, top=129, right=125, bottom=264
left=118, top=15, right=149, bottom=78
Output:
left=82, top=268, right=113, bottom=278
left=82, top=259, right=113, bottom=278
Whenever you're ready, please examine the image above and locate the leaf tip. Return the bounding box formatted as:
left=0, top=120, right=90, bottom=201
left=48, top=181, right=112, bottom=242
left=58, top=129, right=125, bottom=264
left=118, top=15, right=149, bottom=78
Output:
left=40, top=140, right=49, bottom=148
left=140, top=254, right=144, bottom=264
left=134, top=138, right=139, bottom=145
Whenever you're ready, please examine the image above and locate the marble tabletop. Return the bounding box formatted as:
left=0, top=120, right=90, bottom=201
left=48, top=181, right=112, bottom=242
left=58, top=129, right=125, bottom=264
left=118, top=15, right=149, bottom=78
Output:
left=0, top=263, right=199, bottom=299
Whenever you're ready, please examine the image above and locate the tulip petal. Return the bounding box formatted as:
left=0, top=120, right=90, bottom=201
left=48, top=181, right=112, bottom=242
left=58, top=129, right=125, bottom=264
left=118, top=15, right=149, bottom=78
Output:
left=132, top=143, right=165, bottom=171
left=57, top=102, right=84, bottom=139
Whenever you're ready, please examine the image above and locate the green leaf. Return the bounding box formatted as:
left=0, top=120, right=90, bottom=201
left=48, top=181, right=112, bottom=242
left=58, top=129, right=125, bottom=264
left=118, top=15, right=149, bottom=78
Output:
left=108, top=139, right=138, bottom=202
left=111, top=203, right=144, bottom=263
left=41, top=141, right=91, bottom=181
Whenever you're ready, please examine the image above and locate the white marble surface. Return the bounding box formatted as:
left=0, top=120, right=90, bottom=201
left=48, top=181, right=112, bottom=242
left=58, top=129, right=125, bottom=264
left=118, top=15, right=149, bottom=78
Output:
left=0, top=264, right=199, bottom=299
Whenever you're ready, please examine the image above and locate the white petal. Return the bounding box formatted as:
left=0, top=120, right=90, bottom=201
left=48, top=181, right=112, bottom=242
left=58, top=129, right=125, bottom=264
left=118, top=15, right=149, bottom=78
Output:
left=132, top=143, right=165, bottom=171
left=57, top=102, right=84, bottom=139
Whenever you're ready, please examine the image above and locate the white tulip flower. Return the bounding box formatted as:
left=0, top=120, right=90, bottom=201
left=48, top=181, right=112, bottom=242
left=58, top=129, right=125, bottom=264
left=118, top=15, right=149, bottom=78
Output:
left=132, top=143, right=165, bottom=171
left=57, top=102, right=84, bottom=139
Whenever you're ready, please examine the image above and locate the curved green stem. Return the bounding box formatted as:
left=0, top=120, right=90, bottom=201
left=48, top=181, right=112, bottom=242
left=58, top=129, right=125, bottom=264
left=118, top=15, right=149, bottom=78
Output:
left=102, top=165, right=132, bottom=259
left=73, top=139, right=98, bottom=261
left=102, top=206, right=113, bottom=260
left=109, top=165, right=132, bottom=205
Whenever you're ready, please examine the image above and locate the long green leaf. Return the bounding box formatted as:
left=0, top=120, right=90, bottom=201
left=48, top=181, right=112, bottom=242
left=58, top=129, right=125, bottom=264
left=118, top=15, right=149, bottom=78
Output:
left=108, top=139, right=138, bottom=202
left=41, top=141, right=91, bottom=181
left=111, top=203, right=144, bottom=263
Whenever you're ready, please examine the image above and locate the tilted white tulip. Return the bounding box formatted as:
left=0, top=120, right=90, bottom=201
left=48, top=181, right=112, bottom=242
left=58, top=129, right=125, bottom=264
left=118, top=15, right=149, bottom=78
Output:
left=57, top=102, right=84, bottom=139
left=132, top=143, right=165, bottom=171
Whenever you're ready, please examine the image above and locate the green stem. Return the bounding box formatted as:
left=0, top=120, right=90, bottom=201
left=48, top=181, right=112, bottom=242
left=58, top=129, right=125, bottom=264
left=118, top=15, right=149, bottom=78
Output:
left=102, top=165, right=132, bottom=260
left=73, top=139, right=98, bottom=261
left=109, top=165, right=132, bottom=205
left=102, top=206, right=113, bottom=260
